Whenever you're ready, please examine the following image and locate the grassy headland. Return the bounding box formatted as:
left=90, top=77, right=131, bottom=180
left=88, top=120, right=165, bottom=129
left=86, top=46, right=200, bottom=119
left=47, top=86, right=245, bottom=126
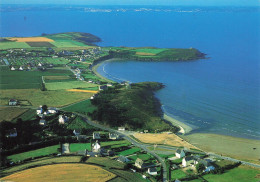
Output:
left=89, top=82, right=179, bottom=132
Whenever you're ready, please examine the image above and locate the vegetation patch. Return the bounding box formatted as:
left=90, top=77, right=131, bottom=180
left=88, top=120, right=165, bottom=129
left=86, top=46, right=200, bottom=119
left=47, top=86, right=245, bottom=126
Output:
left=118, top=147, right=141, bottom=156
left=171, top=169, right=187, bottom=180
left=62, top=99, right=97, bottom=114
left=45, top=81, right=97, bottom=90
left=26, top=42, right=55, bottom=47
left=70, top=143, right=91, bottom=152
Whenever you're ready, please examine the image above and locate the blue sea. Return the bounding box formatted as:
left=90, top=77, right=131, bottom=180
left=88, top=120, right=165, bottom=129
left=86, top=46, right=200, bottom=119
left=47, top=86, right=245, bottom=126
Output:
left=1, top=5, right=259, bottom=139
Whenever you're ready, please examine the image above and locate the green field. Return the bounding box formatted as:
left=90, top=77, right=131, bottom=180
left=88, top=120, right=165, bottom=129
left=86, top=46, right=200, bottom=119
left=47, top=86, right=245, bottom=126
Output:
left=118, top=147, right=141, bottom=156
left=0, top=70, right=72, bottom=89
left=7, top=145, right=60, bottom=162
left=128, top=153, right=152, bottom=161
left=0, top=41, right=31, bottom=49
left=190, top=166, right=260, bottom=182
left=69, top=143, right=91, bottom=152
left=101, top=140, right=131, bottom=148
left=171, top=169, right=187, bottom=180
left=133, top=48, right=168, bottom=54
left=45, top=81, right=97, bottom=90
left=62, top=99, right=96, bottom=114
left=0, top=89, right=93, bottom=107
left=51, top=40, right=88, bottom=48
left=0, top=107, right=28, bottom=122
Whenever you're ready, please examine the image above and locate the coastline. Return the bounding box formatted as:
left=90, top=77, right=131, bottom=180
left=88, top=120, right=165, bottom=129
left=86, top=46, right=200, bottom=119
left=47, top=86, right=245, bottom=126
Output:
left=92, top=59, right=117, bottom=82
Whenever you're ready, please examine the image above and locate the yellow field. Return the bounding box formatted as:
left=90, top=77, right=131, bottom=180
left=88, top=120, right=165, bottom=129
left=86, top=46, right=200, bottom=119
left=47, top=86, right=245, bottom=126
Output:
left=67, top=89, right=99, bottom=93
left=44, top=76, right=70, bottom=80
left=0, top=164, right=116, bottom=182
left=135, top=52, right=156, bottom=56
left=9, top=37, right=54, bottom=42
left=134, top=132, right=198, bottom=149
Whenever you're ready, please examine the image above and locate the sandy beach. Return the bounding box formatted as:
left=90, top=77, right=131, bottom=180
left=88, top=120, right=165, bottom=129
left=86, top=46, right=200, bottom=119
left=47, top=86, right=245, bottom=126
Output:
left=163, top=113, right=196, bottom=134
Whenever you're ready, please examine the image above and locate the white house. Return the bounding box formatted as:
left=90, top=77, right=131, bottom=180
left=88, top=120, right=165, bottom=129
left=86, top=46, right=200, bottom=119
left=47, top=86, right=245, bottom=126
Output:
left=9, top=99, right=18, bottom=106
left=118, top=127, right=125, bottom=131
left=109, top=133, right=119, bottom=140
left=59, top=115, right=69, bottom=124
left=93, top=132, right=101, bottom=139
left=175, top=149, right=186, bottom=158
left=92, top=140, right=101, bottom=152
left=19, top=66, right=23, bottom=71
left=182, top=156, right=194, bottom=167
left=147, top=167, right=158, bottom=176
left=48, top=107, right=58, bottom=114
left=10, top=66, right=16, bottom=71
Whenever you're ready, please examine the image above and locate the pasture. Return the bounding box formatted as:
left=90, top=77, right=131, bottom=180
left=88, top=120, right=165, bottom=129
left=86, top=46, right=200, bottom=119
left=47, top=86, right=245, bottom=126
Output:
left=133, top=48, right=167, bottom=54
left=70, top=143, right=91, bottom=152
left=62, top=99, right=96, bottom=114
left=0, top=42, right=31, bottom=49
left=7, top=145, right=60, bottom=162
left=0, top=164, right=116, bottom=182
left=118, top=147, right=141, bottom=156
left=67, top=116, right=97, bottom=131
left=0, top=107, right=28, bottom=122
left=0, top=89, right=94, bottom=107
left=26, top=42, right=55, bottom=47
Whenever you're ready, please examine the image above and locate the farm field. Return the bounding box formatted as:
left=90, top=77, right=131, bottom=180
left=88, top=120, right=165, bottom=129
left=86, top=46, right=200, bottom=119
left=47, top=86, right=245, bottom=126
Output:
left=62, top=99, right=96, bottom=114
left=171, top=169, right=187, bottom=180
left=0, top=89, right=93, bottom=107
left=0, top=164, right=116, bottom=182
left=118, top=147, right=141, bottom=156
left=133, top=133, right=197, bottom=149
left=67, top=89, right=99, bottom=93
left=0, top=42, right=31, bottom=49
left=9, top=37, right=54, bottom=42
left=45, top=81, right=98, bottom=90
left=67, top=116, right=97, bottom=131
left=7, top=145, right=60, bottom=162
left=0, top=70, right=72, bottom=89
left=0, top=107, right=28, bottom=122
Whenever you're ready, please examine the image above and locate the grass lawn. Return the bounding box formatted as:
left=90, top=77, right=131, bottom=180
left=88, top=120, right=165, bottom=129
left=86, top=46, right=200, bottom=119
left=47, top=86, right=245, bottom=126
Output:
left=69, top=143, right=91, bottom=152
left=133, top=48, right=167, bottom=54
left=7, top=145, right=60, bottom=162
left=45, top=81, right=97, bottom=90
left=0, top=107, right=28, bottom=122
left=200, top=165, right=260, bottom=182
left=62, top=99, right=96, bottom=114
left=43, top=57, right=71, bottom=65
left=118, top=147, right=141, bottom=156
left=101, top=140, right=131, bottom=148
left=171, top=169, right=187, bottom=180
left=0, top=89, right=93, bottom=107
left=51, top=39, right=87, bottom=48
left=0, top=164, right=116, bottom=182
left=128, top=153, right=151, bottom=161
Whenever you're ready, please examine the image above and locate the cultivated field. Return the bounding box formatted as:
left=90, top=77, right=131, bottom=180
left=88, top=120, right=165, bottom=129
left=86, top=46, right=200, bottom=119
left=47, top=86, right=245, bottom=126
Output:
left=62, top=99, right=96, bottom=114
left=0, top=164, right=116, bottom=182
left=0, top=107, right=28, bottom=122
left=9, top=37, right=54, bottom=42
left=67, top=89, right=99, bottom=93
left=133, top=132, right=198, bottom=149
left=45, top=81, right=97, bottom=90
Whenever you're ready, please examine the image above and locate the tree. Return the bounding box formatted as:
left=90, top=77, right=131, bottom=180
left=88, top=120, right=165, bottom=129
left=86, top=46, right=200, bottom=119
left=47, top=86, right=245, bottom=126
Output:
left=196, top=163, right=205, bottom=173
left=42, top=105, right=48, bottom=112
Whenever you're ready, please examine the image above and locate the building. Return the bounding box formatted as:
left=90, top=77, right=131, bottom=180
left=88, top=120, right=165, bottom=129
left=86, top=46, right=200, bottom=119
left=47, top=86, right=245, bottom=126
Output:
left=182, top=156, right=194, bottom=167
left=117, top=156, right=130, bottom=163
left=48, top=107, right=58, bottom=114
left=73, top=129, right=81, bottom=136
left=10, top=66, right=16, bottom=71
left=39, top=119, right=46, bottom=125
left=118, top=127, right=125, bottom=131
left=147, top=167, right=158, bottom=175
left=175, top=149, right=186, bottom=158
left=18, top=66, right=23, bottom=71
left=5, top=128, right=17, bottom=138
left=59, top=115, right=69, bottom=124
left=93, top=132, right=101, bottom=139
left=36, top=107, right=43, bottom=115
left=92, top=140, right=101, bottom=152
left=99, top=85, right=108, bottom=90
left=109, top=133, right=119, bottom=140
left=199, top=159, right=215, bottom=172
left=9, top=99, right=18, bottom=106
left=135, top=158, right=156, bottom=169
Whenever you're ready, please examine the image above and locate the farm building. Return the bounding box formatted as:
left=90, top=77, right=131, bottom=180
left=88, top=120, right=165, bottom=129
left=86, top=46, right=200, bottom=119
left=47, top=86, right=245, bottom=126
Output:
left=9, top=99, right=18, bottom=106
left=73, top=129, right=81, bottom=136
left=147, top=167, right=158, bottom=175
left=175, top=149, right=186, bottom=158
left=18, top=66, right=23, bottom=71
left=5, top=128, right=17, bottom=138
left=99, top=85, right=108, bottom=90
left=48, top=107, right=58, bottom=114
left=10, top=66, right=16, bottom=71
left=182, top=156, right=194, bottom=167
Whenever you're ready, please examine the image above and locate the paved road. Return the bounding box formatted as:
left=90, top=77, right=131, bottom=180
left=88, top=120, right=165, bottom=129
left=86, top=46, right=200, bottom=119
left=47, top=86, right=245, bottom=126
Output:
left=74, top=112, right=168, bottom=182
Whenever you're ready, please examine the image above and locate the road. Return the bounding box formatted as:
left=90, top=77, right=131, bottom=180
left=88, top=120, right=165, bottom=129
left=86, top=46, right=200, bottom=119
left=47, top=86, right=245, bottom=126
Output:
left=74, top=112, right=168, bottom=182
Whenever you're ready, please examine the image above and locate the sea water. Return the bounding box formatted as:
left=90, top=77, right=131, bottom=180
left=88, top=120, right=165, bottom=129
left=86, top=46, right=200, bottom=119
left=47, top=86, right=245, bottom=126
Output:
left=1, top=5, right=259, bottom=139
